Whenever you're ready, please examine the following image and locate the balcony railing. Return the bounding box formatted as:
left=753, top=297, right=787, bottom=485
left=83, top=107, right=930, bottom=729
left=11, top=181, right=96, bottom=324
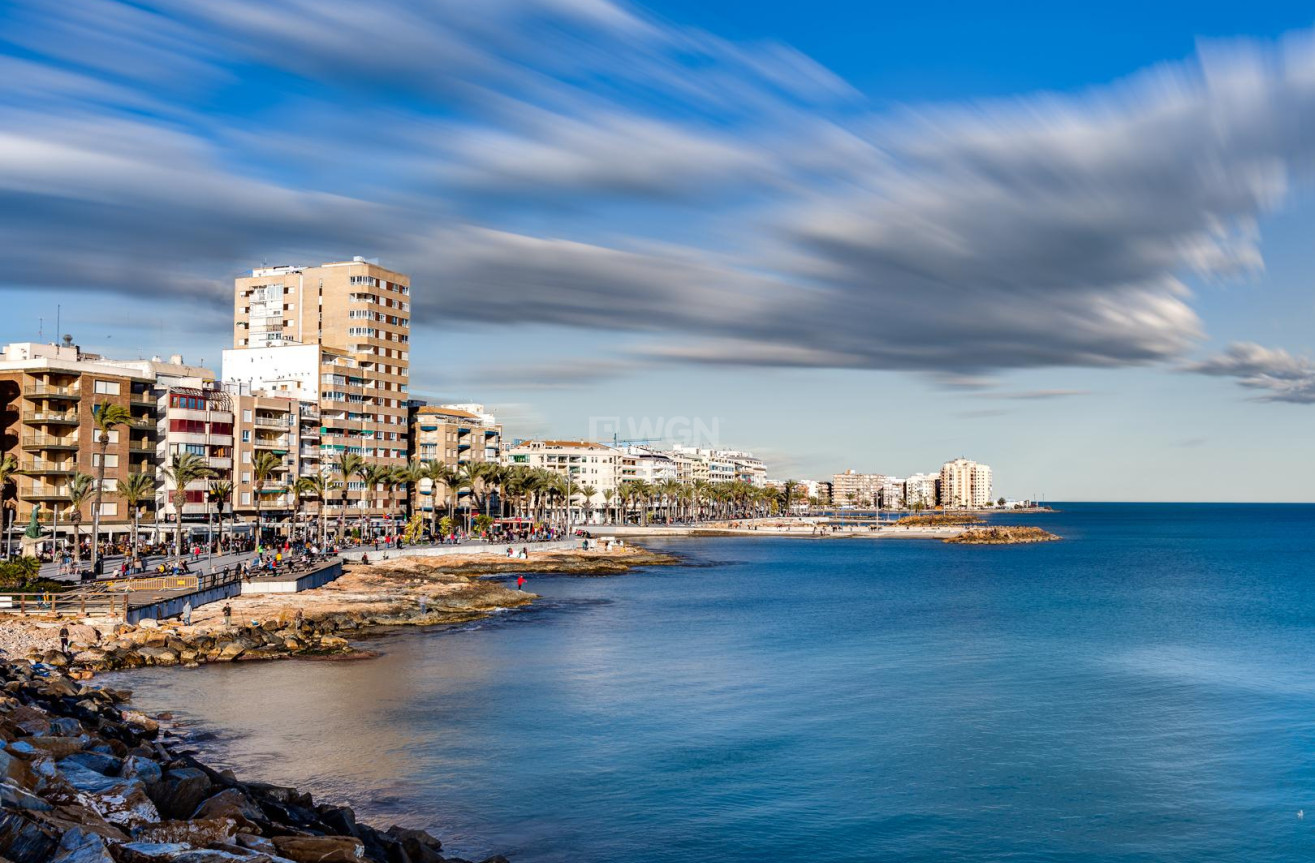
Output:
left=21, top=410, right=79, bottom=425
left=18, top=461, right=76, bottom=475
left=128, top=441, right=156, bottom=453
left=254, top=417, right=289, bottom=429
left=21, top=434, right=78, bottom=450
left=22, top=384, right=81, bottom=399
left=130, top=393, right=156, bottom=406
left=19, top=485, right=71, bottom=501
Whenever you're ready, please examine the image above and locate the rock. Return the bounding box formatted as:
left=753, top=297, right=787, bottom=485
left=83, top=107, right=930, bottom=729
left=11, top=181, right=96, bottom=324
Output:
left=0, top=780, right=53, bottom=811
left=121, top=755, right=163, bottom=785
left=119, top=710, right=161, bottom=734
left=138, top=619, right=160, bottom=629
left=166, top=850, right=270, bottom=863
left=132, top=816, right=240, bottom=846
left=25, top=736, right=88, bottom=758
left=50, top=826, right=115, bottom=863
left=67, top=625, right=100, bottom=645
left=117, top=842, right=194, bottom=863
left=318, top=637, right=349, bottom=650
left=60, top=752, right=123, bottom=776
left=10, top=704, right=52, bottom=735
left=317, top=806, right=356, bottom=837
left=235, top=834, right=278, bottom=854
left=385, top=827, right=443, bottom=863
left=57, top=765, right=159, bottom=828
left=51, top=718, right=84, bottom=736
left=216, top=643, right=246, bottom=662
left=193, top=789, right=265, bottom=831
left=0, top=810, right=61, bottom=863
left=150, top=768, right=212, bottom=820
left=272, top=835, right=365, bottom=863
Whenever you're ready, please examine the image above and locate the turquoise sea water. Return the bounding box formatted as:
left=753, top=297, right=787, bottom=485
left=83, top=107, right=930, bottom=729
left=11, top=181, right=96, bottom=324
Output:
left=124, top=503, right=1315, bottom=862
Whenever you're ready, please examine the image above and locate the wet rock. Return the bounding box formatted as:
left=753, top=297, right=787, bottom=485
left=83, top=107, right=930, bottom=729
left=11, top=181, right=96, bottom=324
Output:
left=273, top=835, right=365, bottom=863
left=120, top=710, right=160, bottom=735
left=117, top=841, right=194, bottom=863
left=385, top=827, right=443, bottom=863
left=58, top=765, right=159, bottom=828
left=0, top=809, right=61, bottom=863
left=60, top=751, right=123, bottom=776
left=193, top=789, right=265, bottom=832
left=50, top=826, right=115, bottom=863
left=26, top=736, right=88, bottom=758
left=149, top=768, right=212, bottom=820
left=132, top=816, right=240, bottom=846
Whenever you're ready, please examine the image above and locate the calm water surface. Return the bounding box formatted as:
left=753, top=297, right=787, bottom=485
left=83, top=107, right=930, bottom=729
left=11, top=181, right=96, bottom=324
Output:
left=120, top=504, right=1315, bottom=862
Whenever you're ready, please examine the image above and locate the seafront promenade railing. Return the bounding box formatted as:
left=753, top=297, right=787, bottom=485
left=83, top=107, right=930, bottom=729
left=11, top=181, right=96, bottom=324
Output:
left=0, top=592, right=132, bottom=618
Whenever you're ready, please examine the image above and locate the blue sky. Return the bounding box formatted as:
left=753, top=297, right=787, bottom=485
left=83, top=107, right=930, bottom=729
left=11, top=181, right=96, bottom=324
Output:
left=2, top=0, right=1314, bottom=500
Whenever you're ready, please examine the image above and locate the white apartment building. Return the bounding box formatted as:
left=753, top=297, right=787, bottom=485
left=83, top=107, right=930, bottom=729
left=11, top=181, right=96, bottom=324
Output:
left=940, top=458, right=993, bottom=508
left=504, top=440, right=621, bottom=520
left=831, top=470, right=884, bottom=508
left=904, top=473, right=939, bottom=509
left=622, top=446, right=679, bottom=484
left=879, top=476, right=905, bottom=509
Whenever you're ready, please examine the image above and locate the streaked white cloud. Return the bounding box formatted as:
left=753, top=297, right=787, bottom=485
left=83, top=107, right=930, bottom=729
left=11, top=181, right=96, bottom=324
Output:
left=1188, top=342, right=1315, bottom=403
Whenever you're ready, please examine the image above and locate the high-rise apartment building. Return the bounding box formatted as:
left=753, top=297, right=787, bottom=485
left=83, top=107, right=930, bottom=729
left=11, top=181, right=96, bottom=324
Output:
left=0, top=340, right=216, bottom=550
left=831, top=469, right=884, bottom=508
left=408, top=403, right=502, bottom=517
left=224, top=258, right=412, bottom=518
left=940, top=458, right=993, bottom=508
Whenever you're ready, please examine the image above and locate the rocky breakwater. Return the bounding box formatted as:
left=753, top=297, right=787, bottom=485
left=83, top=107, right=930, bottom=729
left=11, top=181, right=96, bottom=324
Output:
left=944, top=526, right=1060, bottom=545
left=0, top=659, right=505, bottom=863
left=38, top=618, right=360, bottom=676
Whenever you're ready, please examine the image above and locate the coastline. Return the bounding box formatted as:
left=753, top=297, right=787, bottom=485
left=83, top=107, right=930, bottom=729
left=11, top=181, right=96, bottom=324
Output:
left=0, top=545, right=679, bottom=675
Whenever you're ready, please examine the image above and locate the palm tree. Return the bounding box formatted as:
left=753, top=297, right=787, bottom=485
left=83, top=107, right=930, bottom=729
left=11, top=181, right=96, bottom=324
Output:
left=117, top=471, right=155, bottom=561
left=160, top=452, right=216, bottom=557
left=301, top=473, right=334, bottom=547
left=208, top=479, right=233, bottom=555
left=292, top=476, right=318, bottom=543
left=602, top=487, right=615, bottom=525
left=251, top=450, right=284, bottom=546
left=418, top=461, right=453, bottom=539
left=357, top=464, right=392, bottom=541
left=0, top=453, right=18, bottom=558
left=65, top=472, right=97, bottom=567
left=781, top=479, right=798, bottom=515
left=89, top=400, right=131, bottom=569
left=578, top=484, right=598, bottom=524
left=333, top=452, right=364, bottom=540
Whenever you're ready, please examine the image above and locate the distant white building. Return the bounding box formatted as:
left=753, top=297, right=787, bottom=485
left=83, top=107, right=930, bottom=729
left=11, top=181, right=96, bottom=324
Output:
left=940, top=458, right=993, bottom=508
left=904, top=473, right=938, bottom=509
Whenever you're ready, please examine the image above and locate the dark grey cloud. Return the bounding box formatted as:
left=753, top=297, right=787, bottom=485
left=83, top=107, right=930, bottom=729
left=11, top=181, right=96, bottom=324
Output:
left=1187, top=342, right=1315, bottom=403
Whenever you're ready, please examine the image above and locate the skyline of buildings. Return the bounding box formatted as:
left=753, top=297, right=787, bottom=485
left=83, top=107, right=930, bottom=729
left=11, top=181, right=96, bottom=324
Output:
left=0, top=259, right=1009, bottom=543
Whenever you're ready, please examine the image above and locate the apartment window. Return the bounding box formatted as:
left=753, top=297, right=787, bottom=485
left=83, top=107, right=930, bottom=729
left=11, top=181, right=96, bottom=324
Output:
left=105, top=430, right=120, bottom=444
left=242, top=472, right=251, bottom=483
left=97, top=502, right=118, bottom=517
left=241, top=492, right=251, bottom=505
left=99, top=478, right=118, bottom=492
left=93, top=380, right=121, bottom=395
left=242, top=451, right=252, bottom=464
left=183, top=444, right=205, bottom=456
left=243, top=410, right=252, bottom=422
left=92, top=453, right=119, bottom=468
left=241, top=430, right=250, bottom=442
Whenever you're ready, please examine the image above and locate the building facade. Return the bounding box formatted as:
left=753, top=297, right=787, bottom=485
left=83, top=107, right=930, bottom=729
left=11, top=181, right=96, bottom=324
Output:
left=831, top=469, right=884, bottom=508
left=940, top=458, right=993, bottom=508
left=225, top=258, right=413, bottom=517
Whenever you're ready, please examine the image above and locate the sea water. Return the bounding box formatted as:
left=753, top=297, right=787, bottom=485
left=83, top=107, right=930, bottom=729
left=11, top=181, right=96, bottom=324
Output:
left=123, top=503, right=1315, bottom=862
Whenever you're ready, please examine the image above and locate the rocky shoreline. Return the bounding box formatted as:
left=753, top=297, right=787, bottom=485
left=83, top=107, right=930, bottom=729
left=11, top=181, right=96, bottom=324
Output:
left=0, top=657, right=505, bottom=863
left=0, top=546, right=678, bottom=676
left=944, top=526, right=1061, bottom=545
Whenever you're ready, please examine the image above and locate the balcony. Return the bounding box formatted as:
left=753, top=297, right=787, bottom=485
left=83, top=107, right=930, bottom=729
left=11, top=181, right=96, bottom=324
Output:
left=254, top=416, right=289, bottom=429
left=22, top=384, right=81, bottom=400
left=128, top=416, right=157, bottom=430
left=128, top=441, right=156, bottom=454
left=21, top=410, right=79, bottom=425
left=130, top=393, right=156, bottom=406
left=18, top=461, right=75, bottom=475
left=19, top=485, right=71, bottom=501
left=21, top=434, right=78, bottom=451
left=253, top=438, right=290, bottom=451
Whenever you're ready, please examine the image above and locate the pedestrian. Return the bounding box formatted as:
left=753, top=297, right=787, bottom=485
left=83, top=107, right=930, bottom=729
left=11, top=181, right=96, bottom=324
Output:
left=294, top=608, right=304, bottom=629
left=222, top=603, right=232, bottom=629
left=516, top=575, right=526, bottom=591
left=58, top=625, right=69, bottom=652
left=182, top=601, right=192, bottom=626
left=419, top=596, right=428, bottom=615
